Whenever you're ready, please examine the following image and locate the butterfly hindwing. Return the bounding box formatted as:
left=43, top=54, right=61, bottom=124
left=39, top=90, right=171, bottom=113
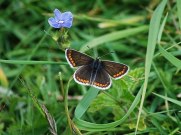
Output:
left=92, top=68, right=111, bottom=90
left=65, top=49, right=94, bottom=68
left=73, top=65, right=92, bottom=86
left=74, top=65, right=111, bottom=90
left=102, top=60, right=129, bottom=79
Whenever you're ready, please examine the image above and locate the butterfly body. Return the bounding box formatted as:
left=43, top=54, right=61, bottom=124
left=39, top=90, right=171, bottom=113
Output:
left=91, top=59, right=101, bottom=70
left=89, top=59, right=103, bottom=85
left=65, top=49, right=129, bottom=90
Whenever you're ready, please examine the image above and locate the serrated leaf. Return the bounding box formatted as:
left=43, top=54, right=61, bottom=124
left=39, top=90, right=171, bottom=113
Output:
left=112, top=79, right=134, bottom=102
left=88, top=92, right=120, bottom=113
left=112, top=107, right=125, bottom=121
left=128, top=117, right=147, bottom=131
left=88, top=80, right=134, bottom=114
left=124, top=67, right=145, bottom=92
left=88, top=68, right=144, bottom=115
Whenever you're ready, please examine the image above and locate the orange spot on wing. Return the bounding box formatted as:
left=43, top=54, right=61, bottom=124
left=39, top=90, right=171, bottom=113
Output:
left=93, top=81, right=109, bottom=88
left=67, top=51, right=76, bottom=66
left=113, top=66, right=127, bottom=78
left=76, top=76, right=89, bottom=84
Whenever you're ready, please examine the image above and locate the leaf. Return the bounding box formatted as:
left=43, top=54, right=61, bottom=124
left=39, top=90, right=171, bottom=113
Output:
left=88, top=77, right=136, bottom=116
left=124, top=67, right=145, bottom=92
left=41, top=104, right=57, bottom=135
left=112, top=107, right=125, bottom=121
left=74, top=87, right=100, bottom=119
left=74, top=85, right=143, bottom=131
left=128, top=117, right=147, bottom=131
left=159, top=45, right=181, bottom=69
left=0, top=59, right=67, bottom=65
left=0, top=68, right=8, bottom=87
left=111, top=79, right=135, bottom=102
left=136, top=0, right=168, bottom=133
left=80, top=68, right=144, bottom=130
left=176, top=0, right=181, bottom=29
left=80, top=26, right=148, bottom=52
left=151, top=117, right=168, bottom=135
left=153, top=93, right=181, bottom=107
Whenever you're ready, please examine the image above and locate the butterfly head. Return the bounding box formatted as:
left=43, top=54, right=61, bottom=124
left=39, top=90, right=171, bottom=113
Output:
left=91, top=58, right=102, bottom=70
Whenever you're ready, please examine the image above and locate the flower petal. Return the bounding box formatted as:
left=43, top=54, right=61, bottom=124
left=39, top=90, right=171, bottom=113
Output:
left=48, top=9, right=73, bottom=28
left=54, top=9, right=62, bottom=20
left=61, top=12, right=73, bottom=22
left=48, top=17, right=56, bottom=24
left=48, top=17, right=61, bottom=28
left=62, top=21, right=72, bottom=28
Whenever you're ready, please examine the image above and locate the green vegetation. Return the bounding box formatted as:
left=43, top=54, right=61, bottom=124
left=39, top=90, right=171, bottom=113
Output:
left=0, top=0, right=181, bottom=134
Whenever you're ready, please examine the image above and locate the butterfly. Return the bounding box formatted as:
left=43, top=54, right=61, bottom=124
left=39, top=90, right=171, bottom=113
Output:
left=65, top=49, right=129, bottom=90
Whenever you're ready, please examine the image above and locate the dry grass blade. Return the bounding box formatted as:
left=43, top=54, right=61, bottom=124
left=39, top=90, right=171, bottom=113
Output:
left=41, top=104, right=58, bottom=135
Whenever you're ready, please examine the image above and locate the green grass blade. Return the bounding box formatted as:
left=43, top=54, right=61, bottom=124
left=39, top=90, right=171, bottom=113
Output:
left=158, top=13, right=168, bottom=44
left=151, top=117, right=168, bottom=135
left=80, top=25, right=148, bottom=52
left=19, top=78, right=45, bottom=117
left=152, top=62, right=174, bottom=97
left=9, top=28, right=50, bottom=88
left=176, top=0, right=181, bottom=29
left=74, top=85, right=143, bottom=131
left=135, top=0, right=168, bottom=134
left=153, top=93, right=181, bottom=107
left=74, top=87, right=100, bottom=119
left=0, top=59, right=67, bottom=65
left=159, top=45, right=181, bottom=69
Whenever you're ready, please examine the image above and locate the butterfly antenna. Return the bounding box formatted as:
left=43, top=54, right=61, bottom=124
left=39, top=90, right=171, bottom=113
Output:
left=86, top=45, right=99, bottom=58
left=98, top=51, right=115, bottom=59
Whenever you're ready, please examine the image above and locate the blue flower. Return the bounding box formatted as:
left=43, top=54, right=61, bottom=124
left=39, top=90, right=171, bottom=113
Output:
left=48, top=9, right=73, bottom=28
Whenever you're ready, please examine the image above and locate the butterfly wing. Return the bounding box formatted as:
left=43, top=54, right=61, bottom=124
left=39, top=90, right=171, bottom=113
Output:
left=65, top=49, right=94, bottom=68
left=74, top=65, right=111, bottom=90
left=92, top=68, right=111, bottom=90
left=102, top=60, right=129, bottom=79
left=73, top=65, right=92, bottom=86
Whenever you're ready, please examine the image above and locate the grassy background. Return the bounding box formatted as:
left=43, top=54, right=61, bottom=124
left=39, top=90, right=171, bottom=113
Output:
left=0, top=0, right=181, bottom=134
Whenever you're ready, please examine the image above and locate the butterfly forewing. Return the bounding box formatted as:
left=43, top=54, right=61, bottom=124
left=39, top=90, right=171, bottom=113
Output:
left=65, top=49, right=94, bottom=68
left=102, top=61, right=129, bottom=79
